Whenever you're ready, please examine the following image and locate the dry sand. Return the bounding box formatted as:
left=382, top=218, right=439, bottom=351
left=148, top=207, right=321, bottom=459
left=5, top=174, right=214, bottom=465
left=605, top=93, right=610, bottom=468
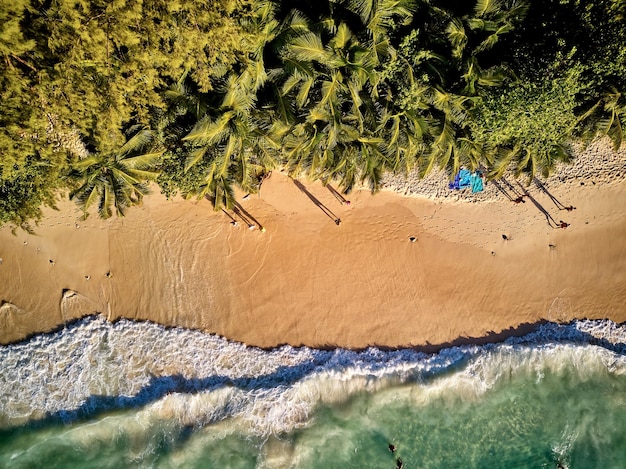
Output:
left=1, top=139, right=625, bottom=349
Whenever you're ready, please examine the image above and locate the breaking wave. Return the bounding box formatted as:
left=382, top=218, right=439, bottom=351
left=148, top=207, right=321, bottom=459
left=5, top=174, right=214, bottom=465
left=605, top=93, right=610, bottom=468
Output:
left=1, top=316, right=625, bottom=437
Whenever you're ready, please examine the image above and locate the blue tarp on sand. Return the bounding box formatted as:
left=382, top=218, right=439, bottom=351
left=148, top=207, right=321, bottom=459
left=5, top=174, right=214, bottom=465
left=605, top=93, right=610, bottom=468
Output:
left=470, top=172, right=484, bottom=193
left=449, top=169, right=484, bottom=193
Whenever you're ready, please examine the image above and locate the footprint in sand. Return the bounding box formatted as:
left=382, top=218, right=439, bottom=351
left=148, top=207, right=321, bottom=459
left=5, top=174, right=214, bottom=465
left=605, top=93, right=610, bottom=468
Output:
left=60, top=289, right=97, bottom=318
left=0, top=301, right=23, bottom=316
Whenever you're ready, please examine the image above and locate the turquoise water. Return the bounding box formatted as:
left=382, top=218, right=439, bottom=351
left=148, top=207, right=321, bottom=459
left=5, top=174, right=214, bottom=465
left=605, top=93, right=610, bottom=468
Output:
left=1, top=317, right=625, bottom=468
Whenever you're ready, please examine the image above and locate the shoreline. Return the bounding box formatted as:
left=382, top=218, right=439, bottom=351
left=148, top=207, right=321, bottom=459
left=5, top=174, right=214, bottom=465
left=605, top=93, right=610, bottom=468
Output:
left=1, top=139, right=625, bottom=348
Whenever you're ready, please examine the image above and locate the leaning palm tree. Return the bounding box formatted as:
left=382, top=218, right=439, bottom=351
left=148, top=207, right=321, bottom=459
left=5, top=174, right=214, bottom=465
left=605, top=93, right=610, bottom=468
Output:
left=179, top=2, right=283, bottom=210
left=182, top=70, right=282, bottom=209
left=578, top=88, right=626, bottom=151
left=69, top=129, right=163, bottom=219
left=275, top=10, right=398, bottom=192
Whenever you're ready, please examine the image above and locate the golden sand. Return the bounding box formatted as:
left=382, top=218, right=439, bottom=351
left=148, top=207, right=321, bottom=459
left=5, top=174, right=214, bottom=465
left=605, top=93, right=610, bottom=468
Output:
left=1, top=142, right=625, bottom=348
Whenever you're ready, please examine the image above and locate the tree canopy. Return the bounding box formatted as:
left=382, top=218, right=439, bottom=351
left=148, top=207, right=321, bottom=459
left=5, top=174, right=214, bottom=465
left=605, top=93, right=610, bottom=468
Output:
left=1, top=0, right=624, bottom=226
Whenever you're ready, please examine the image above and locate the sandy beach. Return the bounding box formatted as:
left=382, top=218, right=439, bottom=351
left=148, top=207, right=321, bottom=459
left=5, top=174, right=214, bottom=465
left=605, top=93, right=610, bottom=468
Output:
left=1, top=139, right=625, bottom=349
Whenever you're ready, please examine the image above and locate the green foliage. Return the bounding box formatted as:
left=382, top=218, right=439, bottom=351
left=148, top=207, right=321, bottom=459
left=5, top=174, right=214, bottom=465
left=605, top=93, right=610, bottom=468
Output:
left=0, top=0, right=257, bottom=226
left=0, top=57, right=70, bottom=229
left=0, top=0, right=35, bottom=58
left=0, top=156, right=63, bottom=231
left=69, top=130, right=162, bottom=219
left=470, top=69, right=582, bottom=179
left=493, top=0, right=626, bottom=149
left=157, top=144, right=217, bottom=200
left=2, top=0, right=625, bottom=227
left=33, top=0, right=259, bottom=152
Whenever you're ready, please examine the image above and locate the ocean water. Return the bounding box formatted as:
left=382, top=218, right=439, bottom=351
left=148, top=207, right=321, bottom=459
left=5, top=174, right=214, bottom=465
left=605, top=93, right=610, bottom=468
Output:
left=1, top=317, right=626, bottom=468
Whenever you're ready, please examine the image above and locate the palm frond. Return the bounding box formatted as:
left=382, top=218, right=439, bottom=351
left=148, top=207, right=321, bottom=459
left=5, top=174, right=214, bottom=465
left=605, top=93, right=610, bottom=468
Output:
left=184, top=146, right=210, bottom=172
left=344, top=0, right=374, bottom=26
left=474, top=0, right=502, bottom=18
left=330, top=22, right=352, bottom=50
left=98, top=183, right=114, bottom=219
left=118, top=130, right=154, bottom=157
left=319, top=75, right=342, bottom=108
left=287, top=32, right=328, bottom=63
left=72, top=156, right=103, bottom=171
left=122, top=151, right=164, bottom=170
left=184, top=112, right=234, bottom=145
left=223, top=75, right=256, bottom=112
left=488, top=146, right=518, bottom=179
left=446, top=18, right=467, bottom=58
left=282, top=58, right=316, bottom=79
left=296, top=77, right=314, bottom=108
left=124, top=168, right=160, bottom=181
left=281, top=73, right=303, bottom=96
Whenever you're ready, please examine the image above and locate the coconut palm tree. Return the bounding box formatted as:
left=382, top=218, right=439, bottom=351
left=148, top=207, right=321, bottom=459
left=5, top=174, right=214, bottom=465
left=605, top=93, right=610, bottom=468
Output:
left=578, top=88, right=626, bottom=151
left=444, top=0, right=528, bottom=96
left=179, top=2, right=283, bottom=210
left=274, top=6, right=400, bottom=191
left=69, top=129, right=163, bottom=218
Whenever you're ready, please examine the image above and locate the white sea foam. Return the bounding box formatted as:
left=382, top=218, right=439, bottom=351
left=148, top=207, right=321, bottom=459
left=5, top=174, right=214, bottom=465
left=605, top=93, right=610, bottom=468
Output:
left=1, top=316, right=625, bottom=437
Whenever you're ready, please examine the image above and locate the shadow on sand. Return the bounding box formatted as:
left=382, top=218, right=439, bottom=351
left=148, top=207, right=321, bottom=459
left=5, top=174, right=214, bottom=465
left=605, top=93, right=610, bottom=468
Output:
left=293, top=179, right=341, bottom=225
left=233, top=202, right=263, bottom=230
left=533, top=178, right=576, bottom=211
left=516, top=182, right=560, bottom=228
left=326, top=184, right=350, bottom=205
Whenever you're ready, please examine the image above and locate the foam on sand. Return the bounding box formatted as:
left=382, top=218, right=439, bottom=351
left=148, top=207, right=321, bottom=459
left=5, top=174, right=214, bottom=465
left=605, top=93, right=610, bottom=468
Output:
left=1, top=316, right=625, bottom=435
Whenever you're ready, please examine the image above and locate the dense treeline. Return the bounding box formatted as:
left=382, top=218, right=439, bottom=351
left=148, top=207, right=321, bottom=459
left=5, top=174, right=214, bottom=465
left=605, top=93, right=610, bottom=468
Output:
left=1, top=0, right=625, bottom=227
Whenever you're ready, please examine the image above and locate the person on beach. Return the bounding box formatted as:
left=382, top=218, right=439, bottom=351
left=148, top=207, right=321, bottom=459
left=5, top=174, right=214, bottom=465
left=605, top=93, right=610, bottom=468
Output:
left=335, top=219, right=341, bottom=225
left=559, top=221, right=569, bottom=229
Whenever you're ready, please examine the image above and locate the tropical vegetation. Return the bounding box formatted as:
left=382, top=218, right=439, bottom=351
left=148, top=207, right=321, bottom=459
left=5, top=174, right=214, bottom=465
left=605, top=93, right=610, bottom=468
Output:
left=1, top=0, right=625, bottom=227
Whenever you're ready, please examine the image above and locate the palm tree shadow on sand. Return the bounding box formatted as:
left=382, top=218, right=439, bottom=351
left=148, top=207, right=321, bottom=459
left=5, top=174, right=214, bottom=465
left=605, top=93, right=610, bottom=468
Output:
left=326, top=184, right=350, bottom=205
left=516, top=182, right=561, bottom=228
left=533, top=178, right=576, bottom=211
left=233, top=202, right=264, bottom=230
left=206, top=195, right=264, bottom=230
left=293, top=179, right=341, bottom=225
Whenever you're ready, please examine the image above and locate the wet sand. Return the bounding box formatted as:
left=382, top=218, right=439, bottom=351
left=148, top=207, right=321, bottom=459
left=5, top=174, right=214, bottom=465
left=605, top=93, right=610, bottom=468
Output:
left=1, top=140, right=625, bottom=348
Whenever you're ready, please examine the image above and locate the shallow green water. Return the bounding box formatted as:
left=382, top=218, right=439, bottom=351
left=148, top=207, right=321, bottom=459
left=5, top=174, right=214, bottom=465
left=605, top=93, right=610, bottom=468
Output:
left=1, top=318, right=625, bottom=468
left=291, top=366, right=626, bottom=468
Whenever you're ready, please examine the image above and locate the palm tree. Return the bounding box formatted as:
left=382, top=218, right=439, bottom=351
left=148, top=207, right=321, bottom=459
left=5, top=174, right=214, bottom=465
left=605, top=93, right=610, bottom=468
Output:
left=274, top=6, right=400, bottom=192
left=578, top=88, right=626, bottom=151
left=69, top=129, right=162, bottom=218
left=378, top=106, right=433, bottom=175
left=442, top=0, right=528, bottom=95
left=179, top=2, right=283, bottom=210
left=182, top=70, right=283, bottom=209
